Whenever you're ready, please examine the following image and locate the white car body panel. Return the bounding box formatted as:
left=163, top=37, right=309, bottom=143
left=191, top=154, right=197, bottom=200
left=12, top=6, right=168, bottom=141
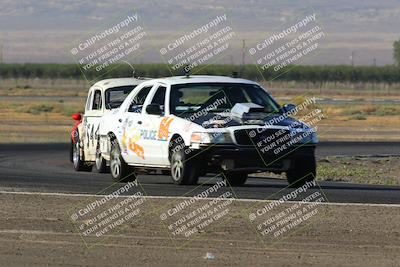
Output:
left=98, top=75, right=309, bottom=169
left=80, top=78, right=147, bottom=161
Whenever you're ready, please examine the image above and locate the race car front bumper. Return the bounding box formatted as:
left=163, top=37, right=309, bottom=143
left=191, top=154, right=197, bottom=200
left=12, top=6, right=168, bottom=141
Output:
left=193, top=144, right=316, bottom=173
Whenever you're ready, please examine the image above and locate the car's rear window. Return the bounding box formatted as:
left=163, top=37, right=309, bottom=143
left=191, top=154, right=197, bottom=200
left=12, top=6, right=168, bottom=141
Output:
left=105, top=86, right=136, bottom=109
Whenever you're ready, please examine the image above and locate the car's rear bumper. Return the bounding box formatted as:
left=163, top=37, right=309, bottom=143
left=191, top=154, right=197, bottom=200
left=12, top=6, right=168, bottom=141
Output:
left=196, top=144, right=316, bottom=173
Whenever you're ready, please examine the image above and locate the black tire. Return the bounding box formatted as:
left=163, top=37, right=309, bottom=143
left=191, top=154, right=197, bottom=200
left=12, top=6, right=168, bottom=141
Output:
left=170, top=141, right=200, bottom=185
left=72, top=138, right=92, bottom=172
left=286, top=154, right=316, bottom=188
left=70, top=139, right=74, bottom=163
left=223, top=172, right=248, bottom=186
left=95, top=142, right=108, bottom=173
left=110, top=141, right=135, bottom=182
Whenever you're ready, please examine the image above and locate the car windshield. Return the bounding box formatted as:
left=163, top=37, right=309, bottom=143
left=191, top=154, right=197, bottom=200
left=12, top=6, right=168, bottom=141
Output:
left=105, top=86, right=136, bottom=109
left=169, top=83, right=280, bottom=115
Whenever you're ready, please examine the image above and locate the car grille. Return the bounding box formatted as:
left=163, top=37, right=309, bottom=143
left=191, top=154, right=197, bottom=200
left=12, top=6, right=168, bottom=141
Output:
left=233, top=129, right=287, bottom=146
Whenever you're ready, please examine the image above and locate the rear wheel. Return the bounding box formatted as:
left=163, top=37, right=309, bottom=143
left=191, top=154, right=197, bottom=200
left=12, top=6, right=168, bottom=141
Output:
left=95, top=144, right=108, bottom=173
left=110, top=141, right=135, bottom=182
left=170, top=141, right=200, bottom=185
left=72, top=138, right=92, bottom=172
left=223, top=172, right=248, bottom=186
left=286, top=154, right=316, bottom=188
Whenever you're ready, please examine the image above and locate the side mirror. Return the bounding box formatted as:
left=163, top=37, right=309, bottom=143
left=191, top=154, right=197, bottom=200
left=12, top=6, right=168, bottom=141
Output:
left=145, top=104, right=162, bottom=115
left=72, top=113, right=82, bottom=121
left=282, top=103, right=296, bottom=113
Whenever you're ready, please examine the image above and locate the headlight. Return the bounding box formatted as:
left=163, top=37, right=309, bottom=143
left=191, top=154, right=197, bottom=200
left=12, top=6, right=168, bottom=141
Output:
left=191, top=132, right=232, bottom=144
left=191, top=132, right=211, bottom=144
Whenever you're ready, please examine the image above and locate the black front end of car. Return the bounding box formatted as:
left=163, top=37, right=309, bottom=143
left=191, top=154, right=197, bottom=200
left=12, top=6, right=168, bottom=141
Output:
left=199, top=143, right=316, bottom=174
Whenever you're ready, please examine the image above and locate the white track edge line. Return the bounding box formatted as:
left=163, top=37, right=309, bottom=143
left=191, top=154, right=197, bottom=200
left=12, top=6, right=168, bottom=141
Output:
left=0, top=190, right=400, bottom=208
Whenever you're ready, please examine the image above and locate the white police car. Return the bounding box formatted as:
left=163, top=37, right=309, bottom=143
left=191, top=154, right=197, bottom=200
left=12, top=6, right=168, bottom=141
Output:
left=97, top=75, right=317, bottom=187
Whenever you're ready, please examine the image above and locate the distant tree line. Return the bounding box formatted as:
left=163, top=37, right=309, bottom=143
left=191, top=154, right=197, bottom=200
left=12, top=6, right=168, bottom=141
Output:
left=394, top=40, right=400, bottom=66
left=0, top=63, right=399, bottom=83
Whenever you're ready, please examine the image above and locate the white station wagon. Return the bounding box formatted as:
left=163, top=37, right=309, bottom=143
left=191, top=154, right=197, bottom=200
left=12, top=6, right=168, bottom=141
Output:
left=86, top=75, right=317, bottom=187
left=70, top=77, right=148, bottom=172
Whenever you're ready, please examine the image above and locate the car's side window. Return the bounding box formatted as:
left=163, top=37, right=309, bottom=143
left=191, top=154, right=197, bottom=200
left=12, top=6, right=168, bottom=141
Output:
left=150, top=86, right=166, bottom=106
left=85, top=91, right=93, bottom=111
left=144, top=86, right=166, bottom=115
left=128, top=85, right=152, bottom=113
left=92, top=90, right=102, bottom=110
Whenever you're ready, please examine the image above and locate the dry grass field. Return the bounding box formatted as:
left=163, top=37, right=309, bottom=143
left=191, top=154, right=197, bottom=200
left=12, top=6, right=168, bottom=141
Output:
left=0, top=78, right=399, bottom=143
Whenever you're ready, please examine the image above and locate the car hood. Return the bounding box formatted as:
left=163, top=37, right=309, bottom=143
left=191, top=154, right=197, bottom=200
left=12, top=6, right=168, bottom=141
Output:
left=177, top=112, right=301, bottom=129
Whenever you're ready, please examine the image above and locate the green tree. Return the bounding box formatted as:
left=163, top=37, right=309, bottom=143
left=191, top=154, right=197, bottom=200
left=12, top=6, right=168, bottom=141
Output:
left=394, top=40, right=400, bottom=66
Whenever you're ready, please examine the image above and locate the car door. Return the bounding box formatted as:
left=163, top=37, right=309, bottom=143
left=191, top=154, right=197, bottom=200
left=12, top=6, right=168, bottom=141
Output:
left=121, top=84, right=154, bottom=165
left=83, top=87, right=103, bottom=160
left=138, top=84, right=170, bottom=166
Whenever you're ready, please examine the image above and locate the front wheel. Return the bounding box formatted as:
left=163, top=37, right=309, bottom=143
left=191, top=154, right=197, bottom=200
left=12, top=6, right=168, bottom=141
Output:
left=110, top=141, right=135, bottom=182
left=286, top=154, right=316, bottom=188
left=170, top=142, right=200, bottom=185
left=72, top=139, right=92, bottom=172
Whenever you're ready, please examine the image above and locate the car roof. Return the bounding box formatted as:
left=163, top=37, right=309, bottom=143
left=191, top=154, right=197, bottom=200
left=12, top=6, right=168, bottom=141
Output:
left=145, top=75, right=259, bottom=86
left=91, top=77, right=149, bottom=90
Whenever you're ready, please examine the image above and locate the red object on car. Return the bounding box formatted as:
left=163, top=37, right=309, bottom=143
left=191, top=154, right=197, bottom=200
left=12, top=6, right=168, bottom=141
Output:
left=70, top=113, right=82, bottom=143
left=72, top=113, right=81, bottom=121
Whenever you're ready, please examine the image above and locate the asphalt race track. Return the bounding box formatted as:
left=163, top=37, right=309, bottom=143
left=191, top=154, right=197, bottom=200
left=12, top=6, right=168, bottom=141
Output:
left=0, top=142, right=399, bottom=204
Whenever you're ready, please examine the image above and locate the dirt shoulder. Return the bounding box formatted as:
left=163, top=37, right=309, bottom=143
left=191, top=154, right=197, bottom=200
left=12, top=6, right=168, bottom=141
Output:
left=317, top=156, right=400, bottom=186
left=0, top=193, right=399, bottom=266
left=255, top=156, right=400, bottom=186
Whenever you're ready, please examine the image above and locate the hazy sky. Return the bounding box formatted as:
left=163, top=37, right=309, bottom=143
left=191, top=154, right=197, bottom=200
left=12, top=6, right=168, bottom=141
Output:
left=0, top=0, right=399, bottom=65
